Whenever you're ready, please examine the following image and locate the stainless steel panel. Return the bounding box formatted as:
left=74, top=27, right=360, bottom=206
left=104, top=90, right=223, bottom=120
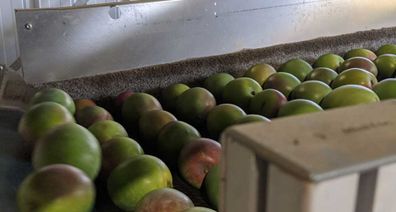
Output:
left=34, top=0, right=121, bottom=8
left=0, top=0, right=120, bottom=65
left=16, top=0, right=396, bottom=84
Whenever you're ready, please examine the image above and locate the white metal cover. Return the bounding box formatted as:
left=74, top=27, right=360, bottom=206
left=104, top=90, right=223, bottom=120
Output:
left=221, top=100, right=396, bottom=212
left=14, top=0, right=396, bottom=83
left=0, top=0, right=121, bottom=65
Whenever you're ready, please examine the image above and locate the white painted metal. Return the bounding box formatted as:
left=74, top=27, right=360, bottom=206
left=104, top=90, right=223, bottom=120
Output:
left=223, top=101, right=396, bottom=181
left=372, top=163, right=396, bottom=212
left=221, top=137, right=264, bottom=212
left=266, top=165, right=358, bottom=212
left=222, top=101, right=396, bottom=212
left=307, top=174, right=358, bottom=212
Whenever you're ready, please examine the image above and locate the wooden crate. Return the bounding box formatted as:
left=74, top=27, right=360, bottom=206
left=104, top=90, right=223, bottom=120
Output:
left=221, top=100, right=396, bottom=212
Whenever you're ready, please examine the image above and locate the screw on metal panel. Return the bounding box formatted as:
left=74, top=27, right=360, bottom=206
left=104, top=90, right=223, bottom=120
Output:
left=109, top=6, right=121, bottom=20
left=24, top=23, right=33, bottom=30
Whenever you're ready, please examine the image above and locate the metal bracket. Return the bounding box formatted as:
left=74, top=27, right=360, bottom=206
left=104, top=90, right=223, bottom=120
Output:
left=0, top=64, right=35, bottom=111
left=9, top=58, right=23, bottom=75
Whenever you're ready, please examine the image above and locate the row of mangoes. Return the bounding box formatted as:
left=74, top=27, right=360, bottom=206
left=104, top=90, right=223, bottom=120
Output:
left=17, top=88, right=219, bottom=212
left=152, top=45, right=396, bottom=141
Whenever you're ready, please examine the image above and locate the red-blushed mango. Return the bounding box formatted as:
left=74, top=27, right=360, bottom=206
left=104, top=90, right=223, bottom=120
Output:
left=135, top=188, right=194, bottom=212
left=88, top=120, right=128, bottom=145
left=290, top=80, right=332, bottom=104
left=204, top=73, right=235, bottom=100
left=313, top=53, right=344, bottom=71
left=101, top=137, right=144, bottom=178
left=206, top=104, right=246, bottom=138
left=157, top=121, right=201, bottom=168
left=75, top=105, right=113, bottom=128
left=161, top=83, right=190, bottom=111
left=107, top=155, right=172, bottom=211
left=278, top=99, right=323, bottom=117
left=222, top=77, right=262, bottom=110
left=18, top=102, right=75, bottom=147
left=373, top=78, right=396, bottom=100
left=344, top=48, right=377, bottom=61
left=320, top=85, right=380, bottom=109
left=262, top=72, right=301, bottom=98
left=29, top=88, right=76, bottom=115
left=338, top=57, right=378, bottom=76
left=278, top=58, right=313, bottom=81
left=122, top=93, right=162, bottom=130
left=114, top=90, right=134, bottom=109
left=176, top=87, right=216, bottom=127
left=304, top=67, right=338, bottom=85
left=248, top=89, right=287, bottom=119
left=17, top=164, right=95, bottom=212
left=139, top=110, right=177, bottom=144
left=178, top=138, right=221, bottom=189
left=32, top=123, right=101, bottom=180
left=244, top=64, right=276, bottom=86
left=331, top=68, right=377, bottom=89
left=74, top=99, right=96, bottom=111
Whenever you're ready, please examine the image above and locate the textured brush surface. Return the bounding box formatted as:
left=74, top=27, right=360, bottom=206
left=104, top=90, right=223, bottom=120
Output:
left=35, top=27, right=396, bottom=100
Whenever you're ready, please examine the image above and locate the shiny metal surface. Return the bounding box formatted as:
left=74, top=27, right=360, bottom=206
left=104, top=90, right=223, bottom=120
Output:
left=0, top=65, right=35, bottom=110
left=34, top=0, right=121, bottom=8
left=16, top=0, right=396, bottom=83
left=0, top=0, right=121, bottom=66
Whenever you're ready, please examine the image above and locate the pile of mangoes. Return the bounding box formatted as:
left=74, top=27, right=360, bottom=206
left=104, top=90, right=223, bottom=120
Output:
left=16, top=44, right=396, bottom=212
